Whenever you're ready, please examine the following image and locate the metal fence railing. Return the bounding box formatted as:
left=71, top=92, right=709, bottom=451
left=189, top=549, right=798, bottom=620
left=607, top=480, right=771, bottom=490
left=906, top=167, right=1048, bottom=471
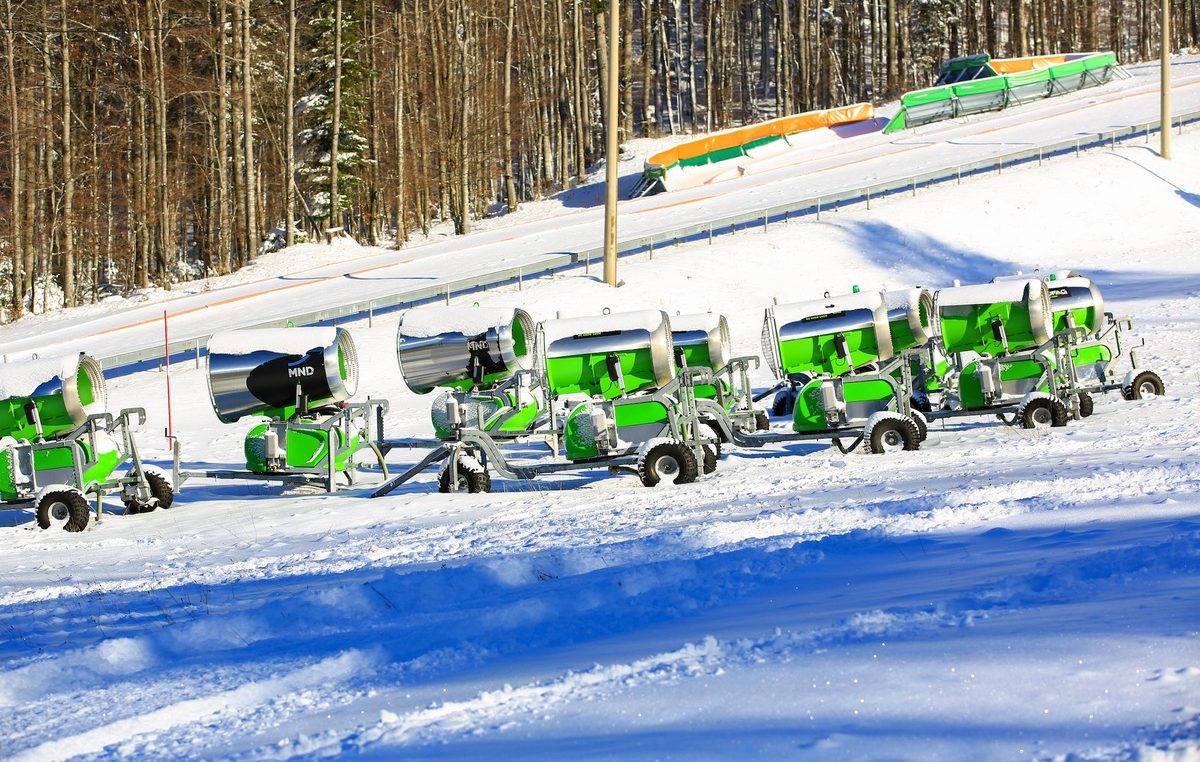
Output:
left=85, top=107, right=1200, bottom=376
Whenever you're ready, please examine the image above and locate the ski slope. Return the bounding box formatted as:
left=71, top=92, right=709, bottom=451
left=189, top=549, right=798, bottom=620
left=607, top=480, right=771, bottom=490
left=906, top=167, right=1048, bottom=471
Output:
left=2, top=58, right=1200, bottom=364
left=2, top=62, right=1200, bottom=760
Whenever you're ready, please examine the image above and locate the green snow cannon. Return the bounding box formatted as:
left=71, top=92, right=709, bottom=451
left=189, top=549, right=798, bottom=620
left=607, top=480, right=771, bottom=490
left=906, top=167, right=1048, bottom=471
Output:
left=883, top=288, right=935, bottom=354
left=763, top=291, right=907, bottom=434
left=540, top=309, right=682, bottom=462
left=935, top=280, right=1064, bottom=415
left=206, top=327, right=372, bottom=478
left=0, top=354, right=107, bottom=442
left=934, top=278, right=1053, bottom=357
left=763, top=289, right=895, bottom=380
left=396, top=305, right=540, bottom=439
left=0, top=354, right=173, bottom=531
left=673, top=312, right=768, bottom=434
left=671, top=312, right=731, bottom=400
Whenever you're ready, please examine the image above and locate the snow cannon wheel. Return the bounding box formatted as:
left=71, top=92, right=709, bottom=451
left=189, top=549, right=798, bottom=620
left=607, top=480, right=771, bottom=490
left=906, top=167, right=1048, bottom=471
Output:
left=1018, top=396, right=1068, bottom=429
left=864, top=415, right=920, bottom=455
left=702, top=443, right=719, bottom=475
left=37, top=488, right=90, bottom=532
left=1076, top=392, right=1094, bottom=419
left=909, top=410, right=929, bottom=443
left=125, top=470, right=175, bottom=515
left=437, top=457, right=491, bottom=494
left=1123, top=371, right=1165, bottom=400
left=754, top=410, right=770, bottom=431
left=638, top=442, right=699, bottom=487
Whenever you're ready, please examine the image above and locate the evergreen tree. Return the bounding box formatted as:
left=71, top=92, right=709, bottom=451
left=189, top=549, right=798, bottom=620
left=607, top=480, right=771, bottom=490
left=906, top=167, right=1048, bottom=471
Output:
left=297, top=0, right=370, bottom=226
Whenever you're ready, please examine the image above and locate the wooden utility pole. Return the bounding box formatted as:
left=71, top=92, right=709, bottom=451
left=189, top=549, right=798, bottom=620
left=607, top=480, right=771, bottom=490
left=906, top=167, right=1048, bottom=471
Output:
left=1161, top=0, right=1172, bottom=159
left=603, top=0, right=619, bottom=287
left=330, top=0, right=343, bottom=230
left=285, top=0, right=297, bottom=246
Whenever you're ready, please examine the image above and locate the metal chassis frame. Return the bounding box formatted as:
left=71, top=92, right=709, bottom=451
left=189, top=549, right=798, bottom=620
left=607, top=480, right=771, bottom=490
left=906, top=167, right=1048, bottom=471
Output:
left=179, top=400, right=389, bottom=494
left=372, top=368, right=714, bottom=496
left=1064, top=312, right=1149, bottom=396
left=699, top=355, right=918, bottom=454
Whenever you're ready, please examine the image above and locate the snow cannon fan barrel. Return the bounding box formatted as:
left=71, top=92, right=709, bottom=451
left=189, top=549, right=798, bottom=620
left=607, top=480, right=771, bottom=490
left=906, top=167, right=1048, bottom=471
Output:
left=396, top=306, right=535, bottom=394
left=539, top=309, right=675, bottom=399
left=762, top=290, right=894, bottom=379
left=883, top=288, right=935, bottom=353
left=1045, top=276, right=1105, bottom=335
left=671, top=312, right=731, bottom=371
left=0, top=354, right=107, bottom=441
left=934, top=279, right=1053, bottom=356
left=992, top=272, right=1104, bottom=336
left=206, top=327, right=359, bottom=423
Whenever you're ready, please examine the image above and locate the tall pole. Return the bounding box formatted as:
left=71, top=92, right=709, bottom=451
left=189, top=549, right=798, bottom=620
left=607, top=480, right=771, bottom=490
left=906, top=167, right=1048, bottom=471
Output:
left=1161, top=0, right=1172, bottom=159
left=603, top=1, right=620, bottom=287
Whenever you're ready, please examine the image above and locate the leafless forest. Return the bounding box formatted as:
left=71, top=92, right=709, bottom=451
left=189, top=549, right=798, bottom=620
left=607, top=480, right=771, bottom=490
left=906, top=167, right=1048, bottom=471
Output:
left=0, top=0, right=1194, bottom=320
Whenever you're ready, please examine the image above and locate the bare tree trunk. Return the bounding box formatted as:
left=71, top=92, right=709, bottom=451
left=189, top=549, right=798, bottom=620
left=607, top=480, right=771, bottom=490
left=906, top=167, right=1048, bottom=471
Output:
left=215, top=0, right=230, bottom=273
left=330, top=0, right=342, bottom=230
left=503, top=0, right=518, bottom=212
left=285, top=0, right=296, bottom=247
left=4, top=0, right=23, bottom=317
left=241, top=0, right=258, bottom=255
left=392, top=3, right=407, bottom=245
left=59, top=0, right=75, bottom=306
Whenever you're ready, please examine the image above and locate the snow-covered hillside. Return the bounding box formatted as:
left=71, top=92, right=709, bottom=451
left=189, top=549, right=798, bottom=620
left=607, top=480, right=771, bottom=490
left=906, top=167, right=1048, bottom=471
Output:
left=1, top=97, right=1199, bottom=759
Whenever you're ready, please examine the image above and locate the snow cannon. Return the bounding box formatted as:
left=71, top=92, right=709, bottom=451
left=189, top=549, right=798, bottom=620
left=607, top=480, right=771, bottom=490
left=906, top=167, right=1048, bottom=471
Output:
left=0, top=354, right=175, bottom=531
left=372, top=308, right=714, bottom=495
left=762, top=289, right=894, bottom=381
left=396, top=306, right=535, bottom=394
left=0, top=354, right=107, bottom=442
left=934, top=279, right=1053, bottom=357
left=207, top=327, right=359, bottom=423
left=672, top=312, right=768, bottom=435
left=671, top=312, right=731, bottom=373
left=540, top=310, right=695, bottom=463
left=541, top=309, right=675, bottom=400
left=883, top=288, right=935, bottom=353
left=197, top=327, right=386, bottom=489
left=992, top=272, right=1105, bottom=335
left=395, top=305, right=541, bottom=440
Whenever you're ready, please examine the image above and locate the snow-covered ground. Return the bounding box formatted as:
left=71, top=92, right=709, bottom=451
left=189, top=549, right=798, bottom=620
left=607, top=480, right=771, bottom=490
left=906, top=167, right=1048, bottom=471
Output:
left=2, top=81, right=1200, bottom=759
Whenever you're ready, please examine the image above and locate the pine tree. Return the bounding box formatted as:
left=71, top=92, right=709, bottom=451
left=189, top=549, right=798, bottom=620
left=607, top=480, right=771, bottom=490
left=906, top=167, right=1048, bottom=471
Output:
left=297, top=0, right=370, bottom=229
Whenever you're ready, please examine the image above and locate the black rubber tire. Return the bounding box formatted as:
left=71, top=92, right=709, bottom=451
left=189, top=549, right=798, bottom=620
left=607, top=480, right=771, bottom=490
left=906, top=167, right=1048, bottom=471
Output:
left=910, top=394, right=932, bottom=414
left=37, top=489, right=90, bottom=532
left=704, top=420, right=729, bottom=445
left=1077, top=392, right=1094, bottom=418
left=1020, top=397, right=1069, bottom=429
left=437, top=460, right=491, bottom=493
left=1123, top=371, right=1165, bottom=400
left=771, top=389, right=795, bottom=417
left=754, top=410, right=770, bottom=431
left=911, top=411, right=929, bottom=443
left=867, top=417, right=920, bottom=454
left=639, top=442, right=699, bottom=487
left=125, top=471, right=175, bottom=515
left=702, top=443, right=718, bottom=475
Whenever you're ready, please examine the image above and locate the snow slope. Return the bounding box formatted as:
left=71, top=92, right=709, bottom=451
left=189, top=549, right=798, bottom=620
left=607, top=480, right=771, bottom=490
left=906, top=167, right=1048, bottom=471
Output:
left=1, top=82, right=1200, bottom=760
left=2, top=57, right=1200, bottom=363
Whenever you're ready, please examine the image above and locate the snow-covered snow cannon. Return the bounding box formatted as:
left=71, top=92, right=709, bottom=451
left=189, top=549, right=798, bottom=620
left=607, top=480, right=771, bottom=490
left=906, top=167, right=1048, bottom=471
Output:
left=698, top=289, right=925, bottom=456
left=994, top=271, right=1165, bottom=410
left=671, top=312, right=768, bottom=436
left=393, top=305, right=543, bottom=440
left=371, top=309, right=715, bottom=495
left=924, top=279, right=1080, bottom=427
left=200, top=327, right=387, bottom=491
left=0, top=354, right=175, bottom=531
